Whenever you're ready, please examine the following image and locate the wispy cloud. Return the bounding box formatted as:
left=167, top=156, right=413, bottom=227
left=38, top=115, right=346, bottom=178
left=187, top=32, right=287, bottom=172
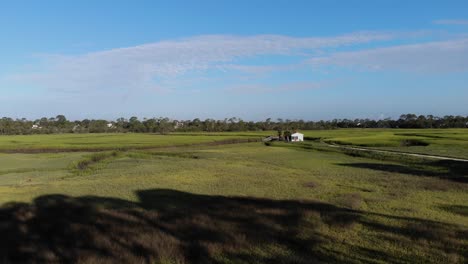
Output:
left=226, top=82, right=324, bottom=94
left=216, top=63, right=303, bottom=75
left=308, top=38, right=468, bottom=72
left=5, top=31, right=468, bottom=98
left=5, top=32, right=394, bottom=93
left=434, top=19, right=468, bottom=25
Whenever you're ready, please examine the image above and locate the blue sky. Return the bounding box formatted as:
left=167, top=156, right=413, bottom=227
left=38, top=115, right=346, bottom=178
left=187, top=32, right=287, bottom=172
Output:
left=1, top=0, right=467, bottom=120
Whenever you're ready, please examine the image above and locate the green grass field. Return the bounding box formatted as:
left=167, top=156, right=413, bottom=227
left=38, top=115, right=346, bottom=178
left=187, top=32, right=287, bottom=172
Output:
left=1, top=129, right=466, bottom=159
left=303, top=128, right=468, bottom=159
left=0, top=133, right=262, bottom=152
left=0, top=130, right=467, bottom=263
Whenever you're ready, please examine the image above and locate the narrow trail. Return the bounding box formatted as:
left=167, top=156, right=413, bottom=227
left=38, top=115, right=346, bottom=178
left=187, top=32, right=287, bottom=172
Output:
left=323, top=142, right=468, bottom=162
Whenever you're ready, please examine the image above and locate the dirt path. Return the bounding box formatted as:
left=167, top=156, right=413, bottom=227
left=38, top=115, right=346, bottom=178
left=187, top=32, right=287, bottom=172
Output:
left=323, top=142, right=468, bottom=162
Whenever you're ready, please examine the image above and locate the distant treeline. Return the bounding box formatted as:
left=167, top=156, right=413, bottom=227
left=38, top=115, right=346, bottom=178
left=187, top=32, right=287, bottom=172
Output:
left=0, top=114, right=467, bottom=135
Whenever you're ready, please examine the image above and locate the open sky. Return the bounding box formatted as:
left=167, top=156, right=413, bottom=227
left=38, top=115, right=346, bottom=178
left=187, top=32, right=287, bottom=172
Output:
left=1, top=0, right=467, bottom=121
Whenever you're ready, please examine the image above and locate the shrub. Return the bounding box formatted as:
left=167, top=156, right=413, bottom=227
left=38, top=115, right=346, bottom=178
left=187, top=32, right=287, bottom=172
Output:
left=73, top=151, right=121, bottom=172
left=400, top=139, right=429, bottom=147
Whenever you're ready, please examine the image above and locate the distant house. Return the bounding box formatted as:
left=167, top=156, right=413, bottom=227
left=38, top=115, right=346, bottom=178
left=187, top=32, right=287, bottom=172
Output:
left=107, top=123, right=114, bottom=128
left=174, top=121, right=184, bottom=129
left=291, top=132, right=304, bottom=142
left=31, top=124, right=41, bottom=130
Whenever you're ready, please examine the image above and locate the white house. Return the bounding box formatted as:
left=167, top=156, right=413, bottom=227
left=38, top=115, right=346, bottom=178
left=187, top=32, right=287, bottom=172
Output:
left=291, top=132, right=304, bottom=142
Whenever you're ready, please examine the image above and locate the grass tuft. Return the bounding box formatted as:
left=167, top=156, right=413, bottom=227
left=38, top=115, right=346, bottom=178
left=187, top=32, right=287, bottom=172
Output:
left=336, top=193, right=363, bottom=210
left=303, top=182, right=319, bottom=188
left=72, top=151, right=121, bottom=173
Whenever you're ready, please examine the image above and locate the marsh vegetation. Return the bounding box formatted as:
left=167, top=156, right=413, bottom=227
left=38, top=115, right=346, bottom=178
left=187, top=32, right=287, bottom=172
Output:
left=0, top=129, right=466, bottom=263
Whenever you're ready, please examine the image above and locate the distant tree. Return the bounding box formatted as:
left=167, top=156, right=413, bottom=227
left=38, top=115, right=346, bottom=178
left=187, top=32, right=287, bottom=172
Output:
left=128, top=117, right=145, bottom=132
left=0, top=114, right=466, bottom=135
left=283, top=130, right=291, bottom=142
left=157, top=117, right=173, bottom=134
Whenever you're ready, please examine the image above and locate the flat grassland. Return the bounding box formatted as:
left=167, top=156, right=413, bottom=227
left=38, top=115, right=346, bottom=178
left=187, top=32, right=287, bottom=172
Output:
left=309, top=128, right=468, bottom=159
left=0, top=129, right=467, bottom=263
left=1, top=129, right=466, bottom=158
left=0, top=133, right=262, bottom=152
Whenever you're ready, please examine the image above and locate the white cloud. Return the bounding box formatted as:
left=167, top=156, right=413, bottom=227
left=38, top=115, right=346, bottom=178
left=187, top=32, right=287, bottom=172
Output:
left=226, top=82, right=324, bottom=94
left=434, top=19, right=468, bottom=25
left=308, top=38, right=468, bottom=72
left=216, top=63, right=303, bottom=75
left=6, top=31, right=468, bottom=96
left=6, top=32, right=394, bottom=93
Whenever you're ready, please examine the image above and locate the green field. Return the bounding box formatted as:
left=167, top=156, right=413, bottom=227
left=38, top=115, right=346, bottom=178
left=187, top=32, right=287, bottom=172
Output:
left=1, top=129, right=466, bottom=159
left=0, top=133, right=262, bottom=152
left=0, top=130, right=467, bottom=263
left=303, top=128, right=468, bottom=159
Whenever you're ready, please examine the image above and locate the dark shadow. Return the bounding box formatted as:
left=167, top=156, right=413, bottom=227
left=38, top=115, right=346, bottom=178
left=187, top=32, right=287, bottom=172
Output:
left=429, top=160, right=468, bottom=181
left=0, top=189, right=466, bottom=263
left=337, top=160, right=468, bottom=183
left=439, top=205, right=468, bottom=217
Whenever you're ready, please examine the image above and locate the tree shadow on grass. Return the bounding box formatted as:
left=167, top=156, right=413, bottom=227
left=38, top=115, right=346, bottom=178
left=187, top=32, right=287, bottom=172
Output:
left=439, top=205, right=468, bottom=217
left=431, top=160, right=468, bottom=181
left=0, top=189, right=466, bottom=263
left=337, top=160, right=468, bottom=183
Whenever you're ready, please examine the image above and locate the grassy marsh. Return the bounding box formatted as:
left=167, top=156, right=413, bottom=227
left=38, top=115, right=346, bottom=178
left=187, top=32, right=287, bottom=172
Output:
left=0, top=130, right=466, bottom=263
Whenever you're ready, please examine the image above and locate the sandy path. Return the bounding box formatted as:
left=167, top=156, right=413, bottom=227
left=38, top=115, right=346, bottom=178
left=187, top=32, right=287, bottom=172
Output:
left=323, top=142, right=468, bottom=162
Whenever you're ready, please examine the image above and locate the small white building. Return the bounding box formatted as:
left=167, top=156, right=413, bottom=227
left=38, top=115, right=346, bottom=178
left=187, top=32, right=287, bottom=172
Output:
left=291, top=132, right=304, bottom=142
